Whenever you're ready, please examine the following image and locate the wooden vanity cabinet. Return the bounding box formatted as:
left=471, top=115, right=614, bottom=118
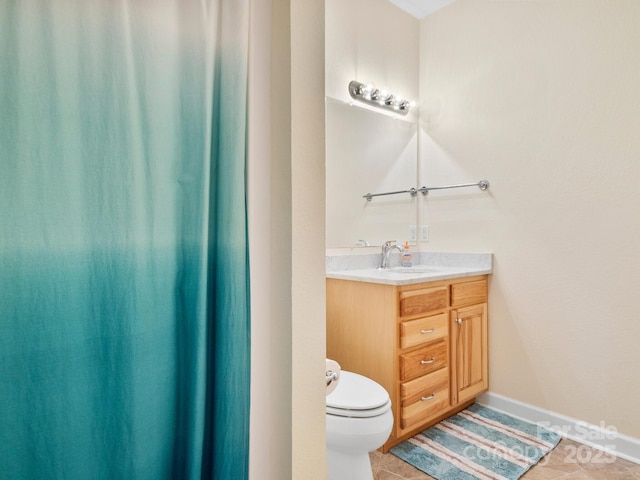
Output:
left=326, top=275, right=488, bottom=452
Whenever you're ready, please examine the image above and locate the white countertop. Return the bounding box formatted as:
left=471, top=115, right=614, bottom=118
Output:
left=326, top=265, right=491, bottom=286
left=325, top=252, right=492, bottom=286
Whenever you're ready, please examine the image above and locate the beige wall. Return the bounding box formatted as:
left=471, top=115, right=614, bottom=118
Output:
left=291, top=0, right=328, bottom=478
left=419, top=0, right=640, bottom=438
left=251, top=1, right=326, bottom=479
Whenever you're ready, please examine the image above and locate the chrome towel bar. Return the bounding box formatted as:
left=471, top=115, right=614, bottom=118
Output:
left=363, top=179, right=489, bottom=201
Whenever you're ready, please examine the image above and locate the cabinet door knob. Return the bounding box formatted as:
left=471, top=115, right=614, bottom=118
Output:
left=420, top=357, right=436, bottom=365
left=421, top=392, right=436, bottom=401
left=455, top=318, right=462, bottom=324
left=420, top=328, right=435, bottom=334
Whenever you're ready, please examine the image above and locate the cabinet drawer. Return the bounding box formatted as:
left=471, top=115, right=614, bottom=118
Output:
left=399, top=286, right=448, bottom=318
left=400, top=340, right=447, bottom=381
left=399, top=313, right=448, bottom=349
left=400, top=368, right=449, bottom=429
left=451, top=279, right=487, bottom=308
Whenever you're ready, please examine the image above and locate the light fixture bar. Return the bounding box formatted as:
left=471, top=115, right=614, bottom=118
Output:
left=348, top=80, right=411, bottom=115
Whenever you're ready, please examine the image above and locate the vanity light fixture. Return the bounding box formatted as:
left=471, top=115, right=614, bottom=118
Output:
left=348, top=80, right=411, bottom=115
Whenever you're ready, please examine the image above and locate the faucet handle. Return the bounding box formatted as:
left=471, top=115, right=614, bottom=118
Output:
left=384, top=240, right=397, bottom=247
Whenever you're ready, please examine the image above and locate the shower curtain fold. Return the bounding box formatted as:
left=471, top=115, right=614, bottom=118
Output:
left=0, top=1, right=251, bottom=479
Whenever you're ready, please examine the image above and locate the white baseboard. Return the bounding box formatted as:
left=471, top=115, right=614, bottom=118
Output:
left=477, top=392, right=640, bottom=465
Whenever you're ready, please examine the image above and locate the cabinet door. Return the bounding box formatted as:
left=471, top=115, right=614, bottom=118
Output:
left=450, top=303, right=488, bottom=405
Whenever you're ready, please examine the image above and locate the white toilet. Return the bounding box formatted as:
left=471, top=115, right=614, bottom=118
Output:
left=326, top=370, right=394, bottom=480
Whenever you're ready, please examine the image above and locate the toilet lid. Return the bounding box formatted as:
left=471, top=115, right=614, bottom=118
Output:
left=326, top=371, right=390, bottom=416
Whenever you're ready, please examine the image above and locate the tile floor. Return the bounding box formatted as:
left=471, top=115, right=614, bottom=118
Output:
left=370, top=438, right=640, bottom=480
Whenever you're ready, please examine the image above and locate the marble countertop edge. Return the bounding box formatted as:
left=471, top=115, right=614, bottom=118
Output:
left=326, top=252, right=493, bottom=286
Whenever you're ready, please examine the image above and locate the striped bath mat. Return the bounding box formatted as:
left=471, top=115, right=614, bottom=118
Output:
left=390, top=404, right=561, bottom=480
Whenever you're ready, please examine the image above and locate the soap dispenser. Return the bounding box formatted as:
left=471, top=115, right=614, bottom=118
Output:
left=401, top=241, right=412, bottom=267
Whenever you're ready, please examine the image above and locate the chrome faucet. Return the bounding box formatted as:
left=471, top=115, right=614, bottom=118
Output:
left=380, top=240, right=403, bottom=269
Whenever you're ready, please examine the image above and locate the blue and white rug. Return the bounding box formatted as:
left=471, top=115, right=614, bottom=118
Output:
left=390, top=404, right=561, bottom=480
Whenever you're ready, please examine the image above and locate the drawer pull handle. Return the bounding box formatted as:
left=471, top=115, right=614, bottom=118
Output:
left=420, top=328, right=435, bottom=334
left=421, top=392, right=436, bottom=401
left=420, top=357, right=436, bottom=365
left=455, top=318, right=462, bottom=324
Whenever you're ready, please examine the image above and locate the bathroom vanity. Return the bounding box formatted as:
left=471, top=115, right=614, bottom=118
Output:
left=326, top=257, right=490, bottom=452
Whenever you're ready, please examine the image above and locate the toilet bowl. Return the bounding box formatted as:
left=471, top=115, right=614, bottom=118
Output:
left=326, top=370, right=393, bottom=480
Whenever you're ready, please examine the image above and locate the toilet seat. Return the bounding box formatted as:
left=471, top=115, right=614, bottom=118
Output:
left=326, top=400, right=391, bottom=418
left=326, top=371, right=391, bottom=418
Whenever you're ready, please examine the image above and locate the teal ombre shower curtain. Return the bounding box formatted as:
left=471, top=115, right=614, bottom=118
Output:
left=0, top=1, right=250, bottom=479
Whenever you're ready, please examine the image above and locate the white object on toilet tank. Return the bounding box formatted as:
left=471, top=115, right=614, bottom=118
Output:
left=326, top=358, right=341, bottom=396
